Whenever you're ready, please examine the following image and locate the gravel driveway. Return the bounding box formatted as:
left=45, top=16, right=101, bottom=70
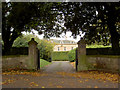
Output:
left=41, top=61, right=75, bottom=73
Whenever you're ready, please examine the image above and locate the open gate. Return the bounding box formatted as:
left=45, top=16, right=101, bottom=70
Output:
left=37, top=49, right=40, bottom=70
left=75, top=48, right=78, bottom=71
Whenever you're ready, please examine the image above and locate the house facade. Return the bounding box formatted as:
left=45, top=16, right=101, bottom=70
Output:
left=51, top=39, right=78, bottom=51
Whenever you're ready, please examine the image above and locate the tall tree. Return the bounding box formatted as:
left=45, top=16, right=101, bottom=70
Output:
left=57, top=2, right=120, bottom=50
left=2, top=2, right=120, bottom=52
left=2, top=2, right=62, bottom=53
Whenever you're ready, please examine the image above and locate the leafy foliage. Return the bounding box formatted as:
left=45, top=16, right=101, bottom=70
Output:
left=2, top=2, right=63, bottom=53
left=68, top=48, right=76, bottom=62
left=13, top=34, right=36, bottom=47
left=2, top=2, right=120, bottom=53
left=86, top=44, right=111, bottom=48
left=13, top=34, right=54, bottom=61
left=57, top=2, right=120, bottom=49
left=38, top=39, right=54, bottom=61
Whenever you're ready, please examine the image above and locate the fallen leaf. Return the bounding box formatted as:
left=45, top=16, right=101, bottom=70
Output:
left=57, top=86, right=63, bottom=88
left=42, top=86, right=45, bottom=88
left=61, top=81, right=64, bottom=83
left=85, top=79, right=88, bottom=82
left=29, top=82, right=39, bottom=87
left=87, top=85, right=91, bottom=88
left=94, top=86, right=98, bottom=88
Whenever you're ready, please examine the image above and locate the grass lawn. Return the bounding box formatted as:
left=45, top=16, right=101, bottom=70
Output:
left=40, top=59, right=51, bottom=68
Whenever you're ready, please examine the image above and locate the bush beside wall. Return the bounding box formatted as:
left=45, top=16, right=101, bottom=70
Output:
left=16, top=35, right=54, bottom=61
left=68, top=48, right=76, bottom=62
left=51, top=51, right=69, bottom=61
left=86, top=48, right=120, bottom=55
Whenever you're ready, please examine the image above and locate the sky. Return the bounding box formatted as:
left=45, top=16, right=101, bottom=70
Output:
left=22, top=29, right=84, bottom=42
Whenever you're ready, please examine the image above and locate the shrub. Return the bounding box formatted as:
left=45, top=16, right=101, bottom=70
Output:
left=38, top=40, right=54, bottom=62
left=68, top=48, right=76, bottom=62
left=51, top=51, right=69, bottom=61
left=13, top=34, right=54, bottom=61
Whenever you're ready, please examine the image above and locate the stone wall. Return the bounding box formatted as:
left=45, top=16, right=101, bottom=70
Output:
left=86, top=55, right=119, bottom=72
left=2, top=55, right=29, bottom=70
left=2, top=38, right=39, bottom=70
left=77, top=39, right=88, bottom=71
left=77, top=38, right=119, bottom=72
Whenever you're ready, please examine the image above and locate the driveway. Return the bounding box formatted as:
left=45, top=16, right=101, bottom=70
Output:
left=41, top=61, right=75, bottom=73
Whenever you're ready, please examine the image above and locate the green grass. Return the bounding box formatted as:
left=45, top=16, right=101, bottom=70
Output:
left=40, top=59, right=51, bottom=68
left=86, top=44, right=111, bottom=48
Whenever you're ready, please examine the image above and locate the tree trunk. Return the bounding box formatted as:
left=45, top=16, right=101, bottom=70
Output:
left=107, top=4, right=120, bottom=50
left=111, top=32, right=119, bottom=50
left=107, top=25, right=120, bottom=55
left=3, top=41, right=13, bottom=55
left=108, top=23, right=119, bottom=50
left=2, top=27, right=21, bottom=55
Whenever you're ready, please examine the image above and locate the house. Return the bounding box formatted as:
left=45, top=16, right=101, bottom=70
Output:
left=50, top=39, right=78, bottom=51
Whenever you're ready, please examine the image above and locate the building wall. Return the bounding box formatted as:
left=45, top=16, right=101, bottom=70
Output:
left=54, top=44, right=78, bottom=51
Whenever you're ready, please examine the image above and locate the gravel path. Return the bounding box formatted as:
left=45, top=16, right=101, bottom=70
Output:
left=41, top=61, right=75, bottom=73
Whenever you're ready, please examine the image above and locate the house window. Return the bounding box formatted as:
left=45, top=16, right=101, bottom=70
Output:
left=58, top=47, right=60, bottom=51
left=60, top=41, right=62, bottom=44
left=71, top=41, right=74, bottom=44
left=71, top=47, right=74, bottom=50
left=64, top=47, right=66, bottom=51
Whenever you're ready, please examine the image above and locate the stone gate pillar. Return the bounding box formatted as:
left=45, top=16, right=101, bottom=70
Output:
left=28, top=38, right=38, bottom=70
left=77, top=38, right=88, bottom=71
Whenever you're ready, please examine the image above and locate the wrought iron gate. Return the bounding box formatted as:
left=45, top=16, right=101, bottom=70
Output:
left=75, top=48, right=78, bottom=71
left=37, top=49, right=40, bottom=70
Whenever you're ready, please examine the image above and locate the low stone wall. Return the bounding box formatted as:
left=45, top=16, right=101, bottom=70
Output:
left=86, top=55, right=119, bottom=72
left=2, top=38, right=39, bottom=70
left=2, top=55, right=29, bottom=70
left=77, top=39, right=120, bottom=73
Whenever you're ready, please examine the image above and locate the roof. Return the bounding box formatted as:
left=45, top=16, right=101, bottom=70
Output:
left=50, top=39, right=77, bottom=44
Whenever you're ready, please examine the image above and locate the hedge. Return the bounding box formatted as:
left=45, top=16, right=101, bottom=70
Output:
left=86, top=48, right=120, bottom=55
left=68, top=48, right=76, bottom=62
left=2, top=47, right=28, bottom=55
left=51, top=51, right=69, bottom=61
